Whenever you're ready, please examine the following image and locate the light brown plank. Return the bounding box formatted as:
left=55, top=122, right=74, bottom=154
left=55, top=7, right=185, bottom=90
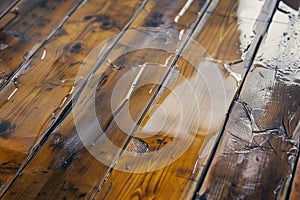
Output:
left=198, top=1, right=300, bottom=199
left=0, top=0, right=145, bottom=196
left=95, top=0, right=278, bottom=199
left=0, top=0, right=208, bottom=199
left=0, top=0, right=83, bottom=87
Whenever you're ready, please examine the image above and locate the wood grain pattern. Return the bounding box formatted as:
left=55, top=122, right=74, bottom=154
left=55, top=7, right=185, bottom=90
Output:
left=291, top=147, right=300, bottom=200
left=0, top=0, right=209, bottom=199
left=0, top=0, right=83, bottom=88
left=0, top=0, right=144, bottom=196
left=198, top=2, right=300, bottom=199
left=0, top=0, right=19, bottom=18
left=95, top=0, right=278, bottom=199
left=0, top=0, right=298, bottom=199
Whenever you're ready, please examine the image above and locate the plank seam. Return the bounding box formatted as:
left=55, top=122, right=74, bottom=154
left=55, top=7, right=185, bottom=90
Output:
left=90, top=0, right=217, bottom=199
left=0, top=0, right=86, bottom=92
left=191, top=0, right=281, bottom=199
left=286, top=122, right=300, bottom=200
left=0, top=0, right=149, bottom=198
left=0, top=0, right=20, bottom=19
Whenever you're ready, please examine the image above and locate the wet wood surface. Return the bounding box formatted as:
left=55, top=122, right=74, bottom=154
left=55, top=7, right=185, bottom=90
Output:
left=0, top=0, right=19, bottom=18
left=0, top=0, right=211, bottom=198
left=291, top=154, right=300, bottom=200
left=0, top=0, right=145, bottom=196
left=198, top=1, right=300, bottom=199
left=95, top=0, right=281, bottom=199
left=0, top=0, right=83, bottom=87
left=0, top=0, right=299, bottom=199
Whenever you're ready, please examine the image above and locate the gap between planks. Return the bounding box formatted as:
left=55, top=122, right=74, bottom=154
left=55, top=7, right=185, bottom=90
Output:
left=0, top=0, right=150, bottom=198
left=192, top=0, right=282, bottom=199
left=0, top=0, right=20, bottom=19
left=1, top=1, right=212, bottom=198
left=0, top=0, right=85, bottom=91
left=90, top=0, right=215, bottom=198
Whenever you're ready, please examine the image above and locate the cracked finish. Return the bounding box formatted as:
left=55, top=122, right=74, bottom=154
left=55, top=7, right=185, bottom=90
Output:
left=198, top=1, right=300, bottom=199
left=0, top=0, right=204, bottom=199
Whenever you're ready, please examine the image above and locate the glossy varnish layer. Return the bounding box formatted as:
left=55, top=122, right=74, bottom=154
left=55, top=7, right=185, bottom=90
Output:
left=96, top=0, right=279, bottom=199
left=0, top=0, right=83, bottom=87
left=0, top=0, right=144, bottom=196
left=198, top=1, right=300, bottom=199
left=0, top=0, right=299, bottom=199
left=0, top=0, right=208, bottom=198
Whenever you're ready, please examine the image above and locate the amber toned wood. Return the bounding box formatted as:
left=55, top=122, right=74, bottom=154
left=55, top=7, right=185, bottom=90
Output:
left=95, top=0, right=279, bottom=199
left=198, top=5, right=300, bottom=200
left=0, top=0, right=144, bottom=196
left=0, top=0, right=208, bottom=199
left=0, top=0, right=83, bottom=87
left=0, top=0, right=297, bottom=200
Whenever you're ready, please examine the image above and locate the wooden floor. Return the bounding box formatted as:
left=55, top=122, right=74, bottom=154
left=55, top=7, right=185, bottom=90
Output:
left=0, top=0, right=299, bottom=199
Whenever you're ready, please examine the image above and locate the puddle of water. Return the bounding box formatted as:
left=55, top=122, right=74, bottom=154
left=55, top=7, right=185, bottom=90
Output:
left=254, top=2, right=300, bottom=87
left=195, top=0, right=265, bottom=66
left=73, top=27, right=238, bottom=173
left=237, top=0, right=265, bottom=58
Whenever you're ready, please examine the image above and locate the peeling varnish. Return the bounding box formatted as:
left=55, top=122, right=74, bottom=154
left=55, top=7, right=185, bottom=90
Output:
left=58, top=86, right=75, bottom=108
left=59, top=96, right=68, bottom=108
left=7, top=88, right=18, bottom=100
left=41, top=49, right=47, bottom=60
left=192, top=156, right=201, bottom=174
left=68, top=86, right=75, bottom=95
left=179, top=29, right=185, bottom=41
left=174, top=0, right=194, bottom=23
left=224, top=62, right=242, bottom=86
left=125, top=64, right=145, bottom=100
left=163, top=55, right=173, bottom=67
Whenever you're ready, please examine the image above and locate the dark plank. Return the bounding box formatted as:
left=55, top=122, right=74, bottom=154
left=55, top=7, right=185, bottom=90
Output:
left=0, top=0, right=208, bottom=199
left=0, top=0, right=19, bottom=18
left=0, top=0, right=83, bottom=87
left=198, top=1, right=300, bottom=199
left=95, top=0, right=279, bottom=199
left=0, top=0, right=145, bottom=196
left=291, top=139, right=300, bottom=200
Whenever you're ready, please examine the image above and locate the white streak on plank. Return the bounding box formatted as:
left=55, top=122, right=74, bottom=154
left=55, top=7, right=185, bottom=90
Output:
left=8, top=88, right=18, bottom=100
left=174, top=0, right=194, bottom=23
left=41, top=49, right=47, bottom=60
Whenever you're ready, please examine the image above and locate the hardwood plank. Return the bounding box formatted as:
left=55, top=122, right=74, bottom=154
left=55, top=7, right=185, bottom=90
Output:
left=0, top=0, right=145, bottom=196
left=0, top=0, right=208, bottom=199
left=0, top=0, right=83, bottom=88
left=95, top=0, right=279, bottom=199
left=198, top=2, right=300, bottom=199
left=291, top=133, right=300, bottom=200
left=0, top=0, right=19, bottom=18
